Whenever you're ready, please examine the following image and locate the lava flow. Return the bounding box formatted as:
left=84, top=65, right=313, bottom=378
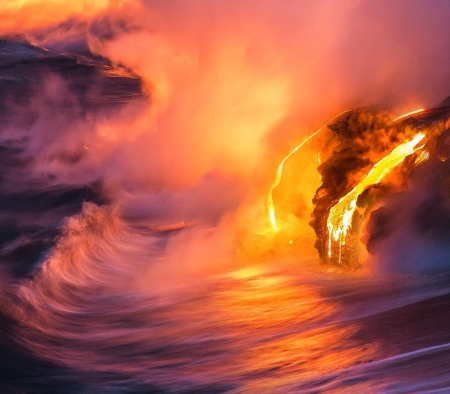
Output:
left=266, top=104, right=450, bottom=268
left=267, top=110, right=350, bottom=232
left=267, top=130, right=320, bottom=232
left=326, top=133, right=425, bottom=264
left=389, top=108, right=426, bottom=124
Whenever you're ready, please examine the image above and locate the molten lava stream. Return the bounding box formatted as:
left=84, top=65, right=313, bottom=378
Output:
left=326, top=133, right=426, bottom=264
left=267, top=110, right=350, bottom=232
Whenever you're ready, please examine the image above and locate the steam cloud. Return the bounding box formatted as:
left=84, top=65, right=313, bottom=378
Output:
left=2, top=0, right=450, bottom=272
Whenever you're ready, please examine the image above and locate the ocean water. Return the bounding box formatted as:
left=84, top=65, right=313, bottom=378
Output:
left=1, top=36, right=450, bottom=394
left=5, top=211, right=450, bottom=394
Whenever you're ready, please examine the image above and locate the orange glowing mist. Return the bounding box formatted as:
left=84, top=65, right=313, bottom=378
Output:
left=326, top=133, right=425, bottom=263
left=267, top=110, right=350, bottom=232
left=0, top=1, right=126, bottom=33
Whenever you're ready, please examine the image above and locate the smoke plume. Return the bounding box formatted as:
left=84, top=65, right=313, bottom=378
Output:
left=2, top=1, right=450, bottom=271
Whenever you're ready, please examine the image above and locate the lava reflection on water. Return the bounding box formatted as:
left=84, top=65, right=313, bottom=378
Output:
left=213, top=268, right=378, bottom=392
left=15, top=253, right=378, bottom=392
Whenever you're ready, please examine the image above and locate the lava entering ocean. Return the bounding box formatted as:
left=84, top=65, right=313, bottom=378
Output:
left=326, top=132, right=425, bottom=264
left=3, top=1, right=450, bottom=393
left=269, top=105, right=450, bottom=268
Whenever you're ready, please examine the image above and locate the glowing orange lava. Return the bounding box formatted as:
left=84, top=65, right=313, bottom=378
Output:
left=389, top=108, right=425, bottom=124
left=415, top=150, right=430, bottom=166
left=267, top=110, right=350, bottom=232
left=326, top=133, right=425, bottom=263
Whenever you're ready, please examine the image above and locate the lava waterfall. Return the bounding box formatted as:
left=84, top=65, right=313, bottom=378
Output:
left=310, top=105, right=450, bottom=268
